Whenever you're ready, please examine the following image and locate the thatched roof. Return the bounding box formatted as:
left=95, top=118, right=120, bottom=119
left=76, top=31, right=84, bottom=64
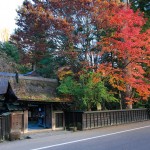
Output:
left=0, top=72, right=70, bottom=103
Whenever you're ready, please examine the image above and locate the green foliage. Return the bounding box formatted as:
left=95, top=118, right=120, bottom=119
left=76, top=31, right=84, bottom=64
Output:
left=0, top=42, right=19, bottom=63
left=80, top=73, right=118, bottom=110
left=57, top=76, right=83, bottom=98
left=16, top=65, right=31, bottom=74
left=57, top=72, right=118, bottom=110
left=36, top=57, right=56, bottom=78
left=0, top=41, right=33, bottom=74
left=0, top=50, right=18, bottom=72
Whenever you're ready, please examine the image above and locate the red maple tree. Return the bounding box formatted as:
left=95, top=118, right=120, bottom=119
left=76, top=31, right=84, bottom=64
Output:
left=95, top=1, right=150, bottom=108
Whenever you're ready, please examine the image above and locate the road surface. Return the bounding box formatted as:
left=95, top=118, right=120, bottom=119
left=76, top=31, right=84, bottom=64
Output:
left=0, top=121, right=150, bottom=150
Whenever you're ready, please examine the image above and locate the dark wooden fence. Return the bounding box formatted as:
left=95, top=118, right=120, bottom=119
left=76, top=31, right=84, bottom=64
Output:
left=65, top=109, right=150, bottom=130
left=0, top=114, right=11, bottom=142
left=65, top=111, right=83, bottom=130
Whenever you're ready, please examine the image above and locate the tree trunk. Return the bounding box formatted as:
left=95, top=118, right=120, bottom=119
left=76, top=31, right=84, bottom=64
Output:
left=124, top=58, right=133, bottom=109
left=32, top=63, right=36, bottom=71
left=97, top=103, right=102, bottom=111
left=125, top=84, right=133, bottom=109
left=119, top=91, right=123, bottom=110
left=126, top=103, right=132, bottom=109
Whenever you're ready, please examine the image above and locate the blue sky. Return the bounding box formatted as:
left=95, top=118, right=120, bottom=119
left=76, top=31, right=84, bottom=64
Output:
left=0, top=0, right=24, bottom=35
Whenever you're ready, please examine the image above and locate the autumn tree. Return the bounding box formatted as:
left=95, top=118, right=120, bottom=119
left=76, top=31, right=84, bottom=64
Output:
left=11, top=0, right=72, bottom=76
left=11, top=0, right=108, bottom=75
left=95, top=2, right=150, bottom=109
left=11, top=0, right=150, bottom=109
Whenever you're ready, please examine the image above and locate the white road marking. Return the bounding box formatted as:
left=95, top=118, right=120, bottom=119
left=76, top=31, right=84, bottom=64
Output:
left=31, top=125, right=150, bottom=150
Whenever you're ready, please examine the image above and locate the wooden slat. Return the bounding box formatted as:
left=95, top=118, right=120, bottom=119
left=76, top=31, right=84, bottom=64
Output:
left=82, top=109, right=149, bottom=130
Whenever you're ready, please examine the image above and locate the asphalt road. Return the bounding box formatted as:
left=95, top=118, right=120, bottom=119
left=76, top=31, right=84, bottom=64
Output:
left=1, top=121, right=150, bottom=150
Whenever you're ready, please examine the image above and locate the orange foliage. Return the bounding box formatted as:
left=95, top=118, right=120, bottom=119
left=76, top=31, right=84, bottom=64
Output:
left=95, top=2, right=150, bottom=103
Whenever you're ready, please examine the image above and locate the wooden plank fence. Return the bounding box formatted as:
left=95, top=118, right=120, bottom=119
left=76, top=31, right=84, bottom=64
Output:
left=65, top=109, right=150, bottom=130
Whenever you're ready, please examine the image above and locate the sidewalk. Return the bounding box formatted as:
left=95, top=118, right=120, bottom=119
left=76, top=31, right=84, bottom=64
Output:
left=21, top=129, right=72, bottom=140
left=24, top=122, right=72, bottom=139
left=21, top=120, right=150, bottom=140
